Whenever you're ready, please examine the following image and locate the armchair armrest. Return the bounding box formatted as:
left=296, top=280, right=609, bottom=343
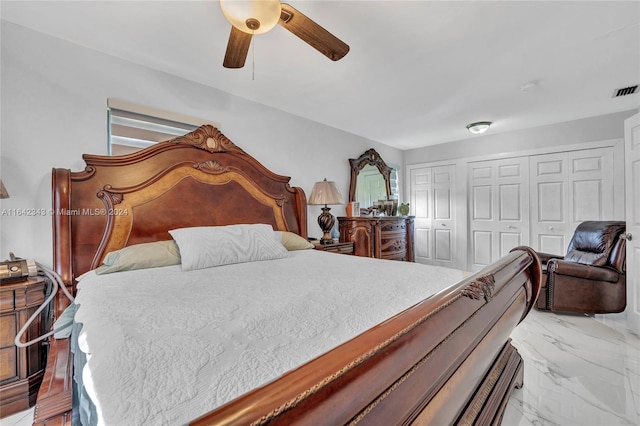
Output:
left=548, top=259, right=620, bottom=283
left=536, top=252, right=564, bottom=265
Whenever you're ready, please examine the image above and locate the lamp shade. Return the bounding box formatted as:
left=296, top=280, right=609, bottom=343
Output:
left=0, top=180, right=9, bottom=199
left=308, top=179, right=344, bottom=206
left=219, top=0, right=281, bottom=34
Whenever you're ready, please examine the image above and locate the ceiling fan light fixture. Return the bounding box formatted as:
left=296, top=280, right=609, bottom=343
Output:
left=466, top=121, right=492, bottom=134
left=219, top=0, right=282, bottom=34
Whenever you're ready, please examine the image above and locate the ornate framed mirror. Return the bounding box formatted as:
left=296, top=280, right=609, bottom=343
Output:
left=348, top=149, right=395, bottom=207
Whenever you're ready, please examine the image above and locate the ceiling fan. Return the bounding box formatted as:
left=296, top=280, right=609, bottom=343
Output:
left=219, top=0, right=350, bottom=68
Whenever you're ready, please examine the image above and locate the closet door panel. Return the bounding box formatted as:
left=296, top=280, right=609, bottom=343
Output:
left=500, top=232, right=522, bottom=259
left=468, top=164, right=495, bottom=269
left=432, top=168, right=455, bottom=268
left=531, top=152, right=569, bottom=253
left=468, top=158, right=528, bottom=271
left=434, top=228, right=452, bottom=262
left=415, top=228, right=431, bottom=261
left=473, top=186, right=493, bottom=220
left=410, top=165, right=455, bottom=267
left=497, top=159, right=529, bottom=260
left=531, top=147, right=614, bottom=254
left=570, top=148, right=614, bottom=225
left=499, top=184, right=521, bottom=221
left=411, top=167, right=432, bottom=263
left=472, top=231, right=493, bottom=268
left=573, top=180, right=602, bottom=221
left=539, top=234, right=565, bottom=258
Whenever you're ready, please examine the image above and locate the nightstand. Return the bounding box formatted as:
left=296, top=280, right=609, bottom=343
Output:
left=0, top=276, right=48, bottom=418
left=313, top=241, right=354, bottom=255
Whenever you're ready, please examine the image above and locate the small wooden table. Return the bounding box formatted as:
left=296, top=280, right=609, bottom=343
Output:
left=0, top=276, right=48, bottom=418
left=313, top=241, right=354, bottom=255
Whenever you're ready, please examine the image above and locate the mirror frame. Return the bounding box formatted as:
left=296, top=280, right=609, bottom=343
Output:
left=348, top=148, right=392, bottom=203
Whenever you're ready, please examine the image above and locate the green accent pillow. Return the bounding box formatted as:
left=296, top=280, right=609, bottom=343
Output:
left=276, top=231, right=314, bottom=250
left=95, top=240, right=181, bottom=274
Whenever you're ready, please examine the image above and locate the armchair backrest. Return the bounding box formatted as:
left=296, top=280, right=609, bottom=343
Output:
left=565, top=221, right=626, bottom=271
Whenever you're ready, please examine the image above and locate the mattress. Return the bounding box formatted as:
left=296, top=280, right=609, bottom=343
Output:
left=72, top=250, right=464, bottom=425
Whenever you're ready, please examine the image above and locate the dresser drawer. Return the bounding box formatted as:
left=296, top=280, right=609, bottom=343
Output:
left=0, top=290, right=14, bottom=313
left=380, top=221, right=407, bottom=234
left=381, top=251, right=408, bottom=262
left=339, top=216, right=414, bottom=262
left=380, top=236, right=406, bottom=255
left=0, top=346, right=17, bottom=382
left=0, top=314, right=17, bottom=347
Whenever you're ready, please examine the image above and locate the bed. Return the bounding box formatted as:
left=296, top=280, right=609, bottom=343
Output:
left=34, top=125, right=541, bottom=425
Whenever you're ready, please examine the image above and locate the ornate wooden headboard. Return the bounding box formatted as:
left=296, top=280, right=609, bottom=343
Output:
left=52, top=125, right=307, bottom=306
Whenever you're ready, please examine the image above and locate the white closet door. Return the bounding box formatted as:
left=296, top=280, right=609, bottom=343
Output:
left=410, top=165, right=456, bottom=267
left=432, top=166, right=456, bottom=268
left=468, top=157, right=529, bottom=271
left=411, top=166, right=432, bottom=263
left=530, top=147, right=615, bottom=255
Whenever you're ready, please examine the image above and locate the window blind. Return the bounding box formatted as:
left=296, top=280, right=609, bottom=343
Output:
left=108, top=108, right=199, bottom=155
left=107, top=99, right=219, bottom=155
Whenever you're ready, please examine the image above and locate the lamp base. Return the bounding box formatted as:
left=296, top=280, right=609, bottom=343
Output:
left=319, top=235, right=333, bottom=245
left=317, top=206, right=335, bottom=246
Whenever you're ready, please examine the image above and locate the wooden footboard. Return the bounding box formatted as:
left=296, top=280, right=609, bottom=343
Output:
left=192, top=246, right=541, bottom=425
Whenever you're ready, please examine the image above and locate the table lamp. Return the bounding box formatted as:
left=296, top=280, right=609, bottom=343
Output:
left=308, top=178, right=344, bottom=244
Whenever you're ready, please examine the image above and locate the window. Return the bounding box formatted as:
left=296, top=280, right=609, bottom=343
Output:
left=107, top=99, right=219, bottom=155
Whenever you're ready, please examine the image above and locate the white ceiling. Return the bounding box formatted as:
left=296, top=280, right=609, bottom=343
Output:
left=2, top=0, right=639, bottom=150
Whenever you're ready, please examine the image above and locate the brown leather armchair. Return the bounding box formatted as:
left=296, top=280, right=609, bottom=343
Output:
left=536, top=221, right=626, bottom=314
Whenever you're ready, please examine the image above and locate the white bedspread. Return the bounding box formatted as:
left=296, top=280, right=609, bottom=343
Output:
left=73, top=250, right=464, bottom=426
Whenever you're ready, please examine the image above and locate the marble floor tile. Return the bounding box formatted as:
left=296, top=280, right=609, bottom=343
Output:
left=504, top=309, right=640, bottom=426
left=0, top=407, right=34, bottom=426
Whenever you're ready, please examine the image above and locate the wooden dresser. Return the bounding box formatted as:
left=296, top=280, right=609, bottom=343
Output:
left=0, top=277, right=48, bottom=418
left=338, top=216, right=415, bottom=262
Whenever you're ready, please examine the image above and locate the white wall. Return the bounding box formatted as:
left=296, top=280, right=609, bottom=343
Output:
left=403, top=110, right=637, bottom=165
left=0, top=22, right=403, bottom=264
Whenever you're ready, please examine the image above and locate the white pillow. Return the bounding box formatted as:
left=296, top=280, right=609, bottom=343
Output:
left=169, top=224, right=290, bottom=271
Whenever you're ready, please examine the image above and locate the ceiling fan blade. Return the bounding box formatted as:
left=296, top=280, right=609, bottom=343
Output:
left=223, top=26, right=252, bottom=69
left=278, top=3, right=349, bottom=61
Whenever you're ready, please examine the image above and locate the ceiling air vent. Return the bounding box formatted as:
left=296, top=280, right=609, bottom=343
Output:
left=612, top=85, right=638, bottom=97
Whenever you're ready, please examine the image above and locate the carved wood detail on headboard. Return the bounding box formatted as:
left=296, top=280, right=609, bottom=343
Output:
left=93, top=163, right=292, bottom=269
left=170, top=125, right=247, bottom=154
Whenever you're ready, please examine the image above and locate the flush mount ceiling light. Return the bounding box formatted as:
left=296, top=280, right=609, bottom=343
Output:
left=466, top=121, right=492, bottom=134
